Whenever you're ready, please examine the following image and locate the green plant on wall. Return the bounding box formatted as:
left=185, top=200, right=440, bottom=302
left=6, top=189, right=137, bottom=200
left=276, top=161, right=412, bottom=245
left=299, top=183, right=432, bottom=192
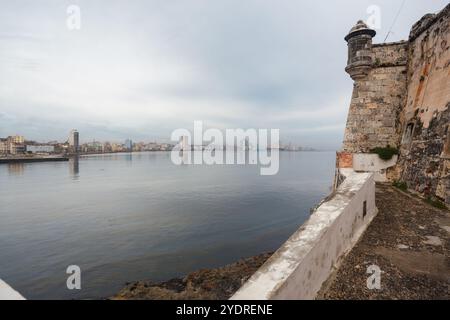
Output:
left=374, top=58, right=381, bottom=67
left=425, top=197, right=448, bottom=210
left=371, top=146, right=399, bottom=161
left=393, top=181, right=408, bottom=191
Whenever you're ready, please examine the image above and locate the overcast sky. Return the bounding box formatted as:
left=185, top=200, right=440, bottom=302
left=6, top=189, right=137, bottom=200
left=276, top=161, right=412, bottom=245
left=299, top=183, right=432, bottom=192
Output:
left=0, top=0, right=448, bottom=149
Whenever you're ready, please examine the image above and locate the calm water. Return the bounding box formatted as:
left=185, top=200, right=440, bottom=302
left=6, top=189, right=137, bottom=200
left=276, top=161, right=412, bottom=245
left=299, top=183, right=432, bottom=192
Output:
left=0, top=151, right=335, bottom=299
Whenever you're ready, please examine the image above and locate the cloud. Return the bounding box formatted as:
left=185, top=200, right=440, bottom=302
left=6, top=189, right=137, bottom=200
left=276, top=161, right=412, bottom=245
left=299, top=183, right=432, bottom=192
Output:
left=0, top=0, right=448, bottom=149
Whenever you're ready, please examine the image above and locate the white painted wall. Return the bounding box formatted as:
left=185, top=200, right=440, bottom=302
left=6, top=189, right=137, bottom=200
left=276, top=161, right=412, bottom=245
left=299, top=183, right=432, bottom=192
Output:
left=352, top=153, right=397, bottom=182
left=231, top=172, right=377, bottom=300
left=0, top=279, right=25, bottom=300
left=26, top=145, right=55, bottom=153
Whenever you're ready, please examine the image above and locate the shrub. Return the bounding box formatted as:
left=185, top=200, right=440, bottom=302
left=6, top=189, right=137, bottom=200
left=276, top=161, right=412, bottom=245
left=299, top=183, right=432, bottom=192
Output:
left=374, top=58, right=381, bottom=67
left=425, top=197, right=448, bottom=210
left=393, top=181, right=408, bottom=191
left=371, top=146, right=399, bottom=161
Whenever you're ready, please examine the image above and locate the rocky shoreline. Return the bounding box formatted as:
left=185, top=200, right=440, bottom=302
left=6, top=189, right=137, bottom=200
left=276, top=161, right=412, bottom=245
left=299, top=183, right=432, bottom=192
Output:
left=111, top=252, right=273, bottom=300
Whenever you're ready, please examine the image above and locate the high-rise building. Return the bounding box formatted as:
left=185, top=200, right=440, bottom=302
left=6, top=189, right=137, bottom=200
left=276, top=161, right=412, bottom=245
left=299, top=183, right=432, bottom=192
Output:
left=69, top=130, right=79, bottom=153
left=124, top=139, right=133, bottom=152
left=181, top=136, right=190, bottom=151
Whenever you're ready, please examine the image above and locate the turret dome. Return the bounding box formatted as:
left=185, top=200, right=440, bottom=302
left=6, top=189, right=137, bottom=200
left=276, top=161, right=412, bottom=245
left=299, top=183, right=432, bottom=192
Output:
left=345, top=20, right=376, bottom=41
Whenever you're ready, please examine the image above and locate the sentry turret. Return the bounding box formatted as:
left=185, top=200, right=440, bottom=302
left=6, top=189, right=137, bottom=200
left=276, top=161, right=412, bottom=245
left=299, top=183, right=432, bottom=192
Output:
left=345, top=20, right=376, bottom=80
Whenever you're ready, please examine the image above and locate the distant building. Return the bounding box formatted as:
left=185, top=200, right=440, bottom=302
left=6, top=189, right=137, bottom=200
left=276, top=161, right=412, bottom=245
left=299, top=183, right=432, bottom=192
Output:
left=134, top=142, right=146, bottom=152
left=1, top=136, right=26, bottom=155
left=81, top=142, right=102, bottom=153
left=111, top=143, right=123, bottom=152
left=147, top=142, right=158, bottom=151
left=9, top=143, right=25, bottom=155
left=26, top=145, right=55, bottom=154
left=8, top=135, right=24, bottom=144
left=242, top=137, right=251, bottom=151
left=160, top=143, right=173, bottom=151
left=0, top=139, right=8, bottom=154
left=103, top=142, right=112, bottom=153
left=124, top=139, right=133, bottom=152
left=181, top=136, right=190, bottom=151
left=69, top=130, right=79, bottom=153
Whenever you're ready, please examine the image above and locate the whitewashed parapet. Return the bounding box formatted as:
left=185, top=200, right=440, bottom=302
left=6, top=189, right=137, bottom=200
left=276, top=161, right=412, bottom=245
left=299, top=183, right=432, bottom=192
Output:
left=353, top=153, right=398, bottom=182
left=0, top=279, right=25, bottom=300
left=231, top=172, right=377, bottom=300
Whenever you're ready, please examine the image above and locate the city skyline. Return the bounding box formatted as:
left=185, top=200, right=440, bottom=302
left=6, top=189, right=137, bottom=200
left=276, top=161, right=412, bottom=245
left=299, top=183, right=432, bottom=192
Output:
left=0, top=131, right=312, bottom=151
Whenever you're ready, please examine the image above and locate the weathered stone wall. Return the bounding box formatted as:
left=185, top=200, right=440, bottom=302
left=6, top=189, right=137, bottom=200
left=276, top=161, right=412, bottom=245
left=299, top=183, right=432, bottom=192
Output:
left=342, top=42, right=408, bottom=153
left=399, top=106, right=450, bottom=203
left=397, top=5, right=450, bottom=204
left=342, top=4, right=450, bottom=204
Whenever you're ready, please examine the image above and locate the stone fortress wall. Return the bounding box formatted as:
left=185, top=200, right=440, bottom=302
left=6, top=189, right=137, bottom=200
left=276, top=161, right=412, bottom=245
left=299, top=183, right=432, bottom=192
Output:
left=341, top=3, right=450, bottom=205
left=231, top=4, right=450, bottom=302
left=342, top=41, right=408, bottom=152
left=398, top=7, right=450, bottom=204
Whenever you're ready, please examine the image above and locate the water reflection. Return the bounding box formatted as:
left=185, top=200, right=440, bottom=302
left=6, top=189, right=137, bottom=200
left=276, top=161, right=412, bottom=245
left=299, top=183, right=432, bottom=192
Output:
left=176, top=150, right=265, bottom=166
left=8, top=163, right=24, bottom=176
left=0, top=151, right=335, bottom=299
left=69, top=156, right=79, bottom=180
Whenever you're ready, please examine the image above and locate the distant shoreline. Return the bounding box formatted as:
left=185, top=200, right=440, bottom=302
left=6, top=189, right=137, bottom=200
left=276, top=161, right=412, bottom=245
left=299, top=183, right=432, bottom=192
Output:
left=78, top=149, right=330, bottom=157
left=77, top=150, right=170, bottom=157
left=0, top=149, right=333, bottom=162
left=0, top=156, right=69, bottom=164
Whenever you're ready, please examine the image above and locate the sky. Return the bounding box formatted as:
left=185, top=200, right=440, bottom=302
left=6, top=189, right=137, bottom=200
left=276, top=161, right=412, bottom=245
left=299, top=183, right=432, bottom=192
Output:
left=0, top=0, right=448, bottom=149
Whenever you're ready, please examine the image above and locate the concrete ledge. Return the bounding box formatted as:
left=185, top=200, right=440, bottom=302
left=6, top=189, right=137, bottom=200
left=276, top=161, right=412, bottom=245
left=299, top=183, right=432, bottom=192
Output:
left=0, top=279, right=25, bottom=300
left=231, top=172, right=377, bottom=300
left=353, top=153, right=398, bottom=182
